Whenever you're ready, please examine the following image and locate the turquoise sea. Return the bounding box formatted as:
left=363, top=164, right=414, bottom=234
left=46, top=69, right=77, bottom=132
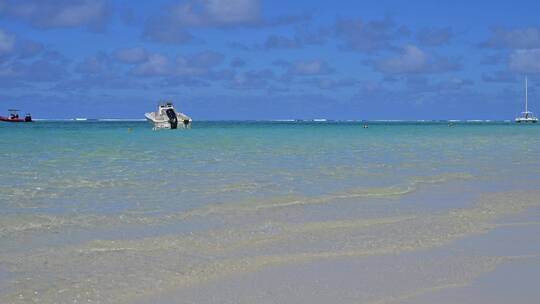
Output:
left=1, top=121, right=540, bottom=303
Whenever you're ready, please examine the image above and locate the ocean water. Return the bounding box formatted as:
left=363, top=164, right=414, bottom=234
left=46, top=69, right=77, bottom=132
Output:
left=1, top=121, right=539, bottom=303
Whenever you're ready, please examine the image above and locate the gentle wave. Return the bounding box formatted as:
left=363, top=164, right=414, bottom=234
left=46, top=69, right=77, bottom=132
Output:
left=1, top=190, right=538, bottom=303
left=179, top=172, right=475, bottom=218
left=0, top=172, right=474, bottom=237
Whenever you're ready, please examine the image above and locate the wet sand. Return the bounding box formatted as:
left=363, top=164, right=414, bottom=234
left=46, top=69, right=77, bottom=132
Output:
left=138, top=204, right=540, bottom=304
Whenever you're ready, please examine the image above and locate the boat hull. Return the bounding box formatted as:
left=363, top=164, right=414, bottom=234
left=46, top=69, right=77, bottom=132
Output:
left=145, top=111, right=191, bottom=130
left=0, top=116, right=31, bottom=123
left=515, top=117, right=538, bottom=123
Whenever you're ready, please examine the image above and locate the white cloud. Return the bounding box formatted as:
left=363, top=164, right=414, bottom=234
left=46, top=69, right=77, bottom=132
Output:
left=290, top=60, right=333, bottom=76
left=482, top=70, right=517, bottom=83
left=334, top=17, right=408, bottom=53
left=166, top=0, right=260, bottom=27
left=0, top=29, right=15, bottom=54
left=143, top=0, right=261, bottom=44
left=114, top=47, right=148, bottom=64
left=375, top=45, right=460, bottom=74
left=376, top=45, right=427, bottom=73
left=0, top=0, right=109, bottom=30
left=295, top=61, right=322, bottom=75
left=0, top=56, right=68, bottom=82
left=75, top=53, right=110, bottom=74
left=416, top=27, right=453, bottom=47
left=0, top=28, right=44, bottom=59
left=131, top=51, right=225, bottom=77
left=483, top=27, right=540, bottom=49
left=179, top=51, right=224, bottom=69
left=204, top=0, right=260, bottom=24
left=50, top=1, right=106, bottom=27
left=132, top=54, right=172, bottom=77
left=509, top=49, right=540, bottom=73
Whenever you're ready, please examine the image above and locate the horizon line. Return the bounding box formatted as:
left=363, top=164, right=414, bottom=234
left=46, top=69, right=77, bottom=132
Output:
left=31, top=118, right=514, bottom=123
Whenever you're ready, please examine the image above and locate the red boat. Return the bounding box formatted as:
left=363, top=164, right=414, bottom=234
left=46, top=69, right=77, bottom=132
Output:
left=0, top=109, right=32, bottom=122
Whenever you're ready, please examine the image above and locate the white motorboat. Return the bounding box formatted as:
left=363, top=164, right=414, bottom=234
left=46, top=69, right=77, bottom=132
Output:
left=515, top=77, right=538, bottom=123
left=145, top=102, right=192, bottom=129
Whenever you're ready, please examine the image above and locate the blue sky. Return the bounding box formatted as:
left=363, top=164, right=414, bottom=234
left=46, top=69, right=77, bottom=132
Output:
left=1, top=0, right=540, bottom=119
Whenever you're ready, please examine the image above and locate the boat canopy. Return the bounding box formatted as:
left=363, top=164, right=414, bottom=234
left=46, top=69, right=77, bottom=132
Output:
left=158, top=101, right=174, bottom=107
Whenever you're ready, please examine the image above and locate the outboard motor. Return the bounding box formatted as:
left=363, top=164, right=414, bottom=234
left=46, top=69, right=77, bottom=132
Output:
left=24, top=113, right=32, bottom=122
left=165, top=108, right=178, bottom=129
left=183, top=119, right=190, bottom=127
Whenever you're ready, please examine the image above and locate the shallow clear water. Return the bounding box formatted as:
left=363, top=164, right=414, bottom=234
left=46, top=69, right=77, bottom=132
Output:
left=1, top=121, right=539, bottom=303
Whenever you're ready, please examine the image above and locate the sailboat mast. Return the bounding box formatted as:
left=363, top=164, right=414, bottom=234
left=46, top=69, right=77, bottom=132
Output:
left=525, top=76, right=528, bottom=112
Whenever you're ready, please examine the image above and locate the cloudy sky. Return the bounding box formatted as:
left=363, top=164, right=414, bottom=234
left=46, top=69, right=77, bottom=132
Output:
left=1, top=0, right=540, bottom=119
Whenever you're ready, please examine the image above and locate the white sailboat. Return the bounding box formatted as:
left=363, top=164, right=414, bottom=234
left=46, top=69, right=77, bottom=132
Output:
left=515, top=77, right=538, bottom=123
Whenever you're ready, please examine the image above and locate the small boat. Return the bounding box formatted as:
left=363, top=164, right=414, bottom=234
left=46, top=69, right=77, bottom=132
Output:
left=145, top=102, right=192, bottom=129
left=515, top=77, right=538, bottom=123
left=0, top=109, right=32, bottom=123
